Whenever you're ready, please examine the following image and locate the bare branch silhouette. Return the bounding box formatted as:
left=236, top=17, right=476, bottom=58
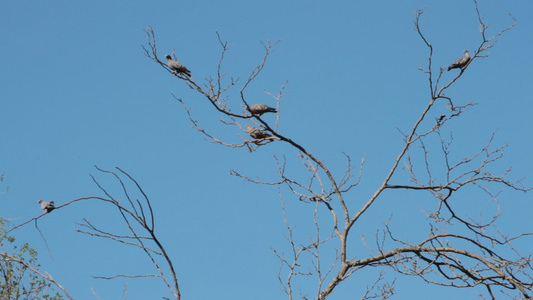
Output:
left=75, top=166, right=182, bottom=300
left=4, top=166, right=183, bottom=299
left=143, top=1, right=530, bottom=299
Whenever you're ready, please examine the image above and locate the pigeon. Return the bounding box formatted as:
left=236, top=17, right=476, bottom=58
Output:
left=246, top=124, right=272, bottom=139
left=247, top=104, right=277, bottom=116
left=447, top=50, right=470, bottom=71
left=38, top=200, right=55, bottom=213
left=165, top=54, right=191, bottom=77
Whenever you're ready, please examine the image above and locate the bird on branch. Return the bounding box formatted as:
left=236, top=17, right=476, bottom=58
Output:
left=246, top=124, right=273, bottom=139
left=165, top=54, right=191, bottom=77
left=247, top=104, right=277, bottom=116
left=38, top=200, right=55, bottom=213
left=447, top=50, right=471, bottom=71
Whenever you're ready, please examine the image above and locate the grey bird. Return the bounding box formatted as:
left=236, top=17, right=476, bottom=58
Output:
left=246, top=124, right=272, bottom=139
left=447, top=50, right=470, bottom=71
left=247, top=104, right=277, bottom=116
left=165, top=54, right=191, bottom=77
left=38, top=200, right=55, bottom=213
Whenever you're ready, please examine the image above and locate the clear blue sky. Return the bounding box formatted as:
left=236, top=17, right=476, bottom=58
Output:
left=1, top=1, right=532, bottom=299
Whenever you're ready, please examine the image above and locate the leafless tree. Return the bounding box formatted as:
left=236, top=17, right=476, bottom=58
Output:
left=144, top=1, right=532, bottom=299
left=4, top=1, right=530, bottom=300
left=75, top=166, right=182, bottom=300
left=3, top=167, right=181, bottom=300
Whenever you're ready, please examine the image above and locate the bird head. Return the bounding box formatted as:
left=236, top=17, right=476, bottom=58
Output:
left=165, top=54, right=172, bottom=60
left=37, top=200, right=43, bottom=204
left=463, top=50, right=469, bottom=54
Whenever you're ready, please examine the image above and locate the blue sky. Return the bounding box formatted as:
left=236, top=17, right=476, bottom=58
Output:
left=1, top=0, right=532, bottom=299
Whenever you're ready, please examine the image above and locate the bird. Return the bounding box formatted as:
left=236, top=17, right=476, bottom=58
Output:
left=247, top=104, right=277, bottom=116
left=38, top=200, right=55, bottom=213
left=447, top=50, right=470, bottom=71
left=165, top=54, right=191, bottom=77
left=246, top=124, right=272, bottom=139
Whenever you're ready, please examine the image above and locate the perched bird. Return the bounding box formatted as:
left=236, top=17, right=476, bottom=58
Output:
left=447, top=50, right=470, bottom=71
left=165, top=54, right=191, bottom=77
left=246, top=124, right=272, bottom=139
left=247, top=104, right=277, bottom=116
left=38, top=200, right=55, bottom=213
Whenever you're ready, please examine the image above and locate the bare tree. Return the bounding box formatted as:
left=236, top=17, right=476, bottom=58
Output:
left=143, top=1, right=532, bottom=299
left=3, top=1, right=530, bottom=299
left=75, top=166, right=182, bottom=300
left=3, top=167, right=182, bottom=300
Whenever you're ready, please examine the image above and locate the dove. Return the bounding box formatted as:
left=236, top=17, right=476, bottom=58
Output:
left=38, top=200, right=55, bottom=213
left=165, top=54, right=191, bottom=77
left=247, top=104, right=277, bottom=116
left=447, top=50, right=470, bottom=71
left=246, top=124, right=272, bottom=139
